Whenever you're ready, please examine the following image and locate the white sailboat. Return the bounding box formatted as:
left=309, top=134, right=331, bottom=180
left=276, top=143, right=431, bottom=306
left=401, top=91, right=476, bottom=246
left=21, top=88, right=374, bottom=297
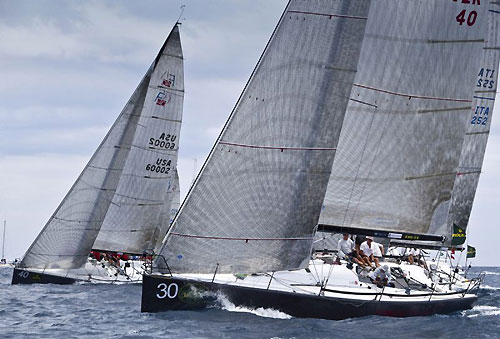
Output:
left=141, top=0, right=495, bottom=320
left=12, top=23, right=185, bottom=285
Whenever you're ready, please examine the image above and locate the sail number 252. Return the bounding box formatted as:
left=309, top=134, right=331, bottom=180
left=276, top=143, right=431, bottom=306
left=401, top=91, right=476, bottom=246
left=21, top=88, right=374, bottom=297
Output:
left=453, top=0, right=480, bottom=26
left=156, top=282, right=178, bottom=299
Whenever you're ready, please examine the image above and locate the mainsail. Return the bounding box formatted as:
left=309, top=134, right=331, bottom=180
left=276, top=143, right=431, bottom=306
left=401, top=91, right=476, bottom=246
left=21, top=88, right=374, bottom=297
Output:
left=21, top=24, right=184, bottom=269
left=319, top=1, right=488, bottom=242
left=93, top=25, right=184, bottom=254
left=442, top=3, right=500, bottom=244
left=158, top=0, right=371, bottom=274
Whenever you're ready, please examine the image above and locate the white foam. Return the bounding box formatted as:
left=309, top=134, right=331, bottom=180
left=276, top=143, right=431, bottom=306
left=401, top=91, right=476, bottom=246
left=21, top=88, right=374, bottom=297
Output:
left=467, top=305, right=500, bottom=318
left=482, top=271, right=500, bottom=276
left=482, top=285, right=500, bottom=291
left=216, top=293, right=292, bottom=319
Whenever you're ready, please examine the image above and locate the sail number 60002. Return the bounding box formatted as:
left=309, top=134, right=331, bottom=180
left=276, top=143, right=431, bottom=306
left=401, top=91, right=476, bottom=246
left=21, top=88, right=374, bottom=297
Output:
left=156, top=282, right=179, bottom=299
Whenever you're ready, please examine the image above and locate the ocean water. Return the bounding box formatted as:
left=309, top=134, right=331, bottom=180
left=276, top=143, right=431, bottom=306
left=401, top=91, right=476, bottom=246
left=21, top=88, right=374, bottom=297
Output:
left=1, top=267, right=499, bottom=339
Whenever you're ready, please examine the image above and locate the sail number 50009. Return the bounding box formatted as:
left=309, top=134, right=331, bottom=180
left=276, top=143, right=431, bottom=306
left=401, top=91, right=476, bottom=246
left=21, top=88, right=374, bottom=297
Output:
left=156, top=282, right=178, bottom=299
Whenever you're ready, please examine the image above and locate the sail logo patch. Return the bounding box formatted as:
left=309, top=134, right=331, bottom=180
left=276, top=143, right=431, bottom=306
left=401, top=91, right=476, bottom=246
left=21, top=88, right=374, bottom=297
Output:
left=161, top=73, right=176, bottom=88
left=155, top=91, right=171, bottom=106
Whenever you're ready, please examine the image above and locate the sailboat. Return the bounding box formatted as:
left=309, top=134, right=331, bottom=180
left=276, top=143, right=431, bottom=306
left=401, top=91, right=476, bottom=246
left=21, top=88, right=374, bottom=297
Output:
left=12, top=23, right=185, bottom=285
left=140, top=0, right=495, bottom=319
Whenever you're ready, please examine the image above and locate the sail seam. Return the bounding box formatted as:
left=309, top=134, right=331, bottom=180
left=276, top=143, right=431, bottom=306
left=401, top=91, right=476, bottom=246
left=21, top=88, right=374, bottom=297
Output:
left=219, top=141, right=336, bottom=151
left=287, top=10, right=367, bottom=20
left=353, top=83, right=472, bottom=102
left=170, top=232, right=313, bottom=241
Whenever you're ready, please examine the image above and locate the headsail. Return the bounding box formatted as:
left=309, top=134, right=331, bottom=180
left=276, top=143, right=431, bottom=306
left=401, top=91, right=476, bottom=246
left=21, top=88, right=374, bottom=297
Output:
left=158, top=0, right=371, bottom=274
left=93, top=24, right=184, bottom=254
left=319, top=1, right=488, bottom=242
left=21, top=24, right=183, bottom=269
left=443, top=2, right=500, bottom=244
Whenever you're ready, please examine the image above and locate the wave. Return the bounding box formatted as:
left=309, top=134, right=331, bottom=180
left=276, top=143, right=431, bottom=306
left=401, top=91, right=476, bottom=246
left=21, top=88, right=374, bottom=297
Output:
left=481, top=285, right=500, bottom=291
left=216, top=293, right=292, bottom=319
left=467, top=305, right=500, bottom=318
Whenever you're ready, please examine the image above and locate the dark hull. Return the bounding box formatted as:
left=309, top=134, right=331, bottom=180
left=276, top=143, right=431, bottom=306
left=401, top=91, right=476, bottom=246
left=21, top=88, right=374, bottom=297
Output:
left=141, top=274, right=477, bottom=320
left=12, top=268, right=76, bottom=285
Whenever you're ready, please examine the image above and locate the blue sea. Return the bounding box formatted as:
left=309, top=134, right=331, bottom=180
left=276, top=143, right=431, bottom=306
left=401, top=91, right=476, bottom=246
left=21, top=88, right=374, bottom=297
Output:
left=1, top=267, right=499, bottom=338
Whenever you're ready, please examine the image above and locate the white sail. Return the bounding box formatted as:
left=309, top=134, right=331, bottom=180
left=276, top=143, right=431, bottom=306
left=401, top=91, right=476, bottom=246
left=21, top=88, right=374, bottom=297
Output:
left=158, top=0, right=371, bottom=274
left=93, top=24, right=184, bottom=254
left=319, top=1, right=488, bottom=240
left=442, top=3, right=500, bottom=243
left=21, top=24, right=183, bottom=269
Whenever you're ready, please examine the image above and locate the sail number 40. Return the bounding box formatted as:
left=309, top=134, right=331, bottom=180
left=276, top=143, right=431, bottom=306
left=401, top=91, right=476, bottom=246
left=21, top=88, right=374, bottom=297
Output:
left=156, top=282, right=178, bottom=299
left=453, top=0, right=480, bottom=26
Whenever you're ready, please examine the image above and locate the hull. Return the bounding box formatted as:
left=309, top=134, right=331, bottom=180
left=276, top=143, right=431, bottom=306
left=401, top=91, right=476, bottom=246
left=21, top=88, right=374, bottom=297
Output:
left=11, top=259, right=146, bottom=285
left=12, top=268, right=76, bottom=285
left=141, top=274, right=478, bottom=320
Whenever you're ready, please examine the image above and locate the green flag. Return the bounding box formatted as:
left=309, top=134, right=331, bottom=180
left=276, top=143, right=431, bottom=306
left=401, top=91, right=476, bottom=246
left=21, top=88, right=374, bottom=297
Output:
left=467, top=245, right=476, bottom=259
left=451, top=224, right=466, bottom=246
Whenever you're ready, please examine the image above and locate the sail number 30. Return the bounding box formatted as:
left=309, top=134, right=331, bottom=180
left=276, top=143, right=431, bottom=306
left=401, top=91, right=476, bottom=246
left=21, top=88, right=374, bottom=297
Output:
left=156, top=282, right=178, bottom=299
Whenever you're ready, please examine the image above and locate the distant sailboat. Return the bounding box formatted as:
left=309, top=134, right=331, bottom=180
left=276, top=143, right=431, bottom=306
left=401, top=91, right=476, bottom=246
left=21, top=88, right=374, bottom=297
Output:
left=141, top=0, right=491, bottom=320
left=12, top=23, right=185, bottom=284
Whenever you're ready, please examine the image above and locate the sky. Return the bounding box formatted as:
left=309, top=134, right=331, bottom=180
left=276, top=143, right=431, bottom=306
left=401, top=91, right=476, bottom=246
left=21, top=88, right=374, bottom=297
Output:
left=0, top=0, right=498, bottom=266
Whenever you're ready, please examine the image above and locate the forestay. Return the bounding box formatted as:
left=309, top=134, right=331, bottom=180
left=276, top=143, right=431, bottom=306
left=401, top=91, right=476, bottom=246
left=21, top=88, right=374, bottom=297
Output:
left=159, top=0, right=371, bottom=274
left=93, top=25, right=184, bottom=254
left=319, top=1, right=488, bottom=240
left=21, top=24, right=183, bottom=269
left=443, top=2, right=500, bottom=243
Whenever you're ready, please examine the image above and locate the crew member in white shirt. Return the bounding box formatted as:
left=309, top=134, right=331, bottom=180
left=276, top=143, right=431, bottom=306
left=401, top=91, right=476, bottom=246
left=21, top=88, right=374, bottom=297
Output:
left=369, top=265, right=394, bottom=288
left=337, top=233, right=364, bottom=267
left=360, top=236, right=379, bottom=267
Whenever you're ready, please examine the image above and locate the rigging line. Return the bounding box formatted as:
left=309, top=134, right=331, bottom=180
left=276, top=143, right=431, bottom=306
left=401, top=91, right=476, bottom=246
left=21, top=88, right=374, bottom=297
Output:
left=353, top=83, right=472, bottom=103
left=169, top=232, right=313, bottom=241
left=219, top=141, right=336, bottom=151
left=287, top=10, right=368, bottom=20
